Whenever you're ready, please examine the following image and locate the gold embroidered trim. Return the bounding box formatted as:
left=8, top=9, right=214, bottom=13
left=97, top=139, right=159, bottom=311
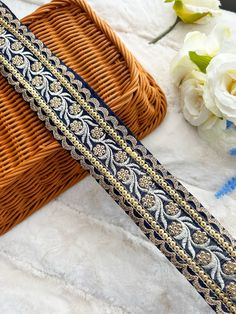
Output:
left=0, top=17, right=235, bottom=258
left=0, top=54, right=235, bottom=314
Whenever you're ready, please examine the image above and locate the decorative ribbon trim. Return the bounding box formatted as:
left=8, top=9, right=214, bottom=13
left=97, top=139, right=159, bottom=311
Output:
left=0, top=2, right=235, bottom=313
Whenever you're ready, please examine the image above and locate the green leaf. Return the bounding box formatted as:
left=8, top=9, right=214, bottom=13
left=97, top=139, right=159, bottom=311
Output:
left=165, top=0, right=175, bottom=2
left=189, top=51, right=213, bottom=73
left=173, top=0, right=210, bottom=23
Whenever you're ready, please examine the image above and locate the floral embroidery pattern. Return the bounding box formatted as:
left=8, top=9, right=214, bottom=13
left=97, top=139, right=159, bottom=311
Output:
left=12, top=55, right=23, bottom=66
left=223, top=261, right=236, bottom=276
left=93, top=144, right=106, bottom=157
left=114, top=150, right=127, bottom=163
left=226, top=282, right=236, bottom=298
left=168, top=221, right=183, bottom=237
left=91, top=126, right=104, bottom=139
left=0, top=7, right=235, bottom=312
left=1, top=23, right=235, bottom=294
left=69, top=103, right=81, bottom=115
left=11, top=41, right=22, bottom=51
left=70, top=120, right=83, bottom=133
left=32, top=75, right=43, bottom=87
left=138, top=175, right=153, bottom=189
left=31, top=61, right=42, bottom=72
left=50, top=81, right=62, bottom=93
left=192, top=230, right=208, bottom=245
left=165, top=202, right=180, bottom=216
left=117, top=168, right=130, bottom=182
left=196, top=250, right=212, bottom=266
left=142, top=194, right=155, bottom=209
left=50, top=97, right=62, bottom=109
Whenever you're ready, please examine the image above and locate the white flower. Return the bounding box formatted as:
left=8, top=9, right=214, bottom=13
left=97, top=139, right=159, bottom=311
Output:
left=170, top=0, right=221, bottom=24
left=198, top=116, right=236, bottom=153
left=151, top=0, right=221, bottom=44
left=170, top=23, right=236, bottom=154
left=180, top=71, right=211, bottom=126
left=203, top=53, right=236, bottom=123
left=171, top=25, right=231, bottom=85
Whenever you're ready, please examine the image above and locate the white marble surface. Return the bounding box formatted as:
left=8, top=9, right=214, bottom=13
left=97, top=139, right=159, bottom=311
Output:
left=0, top=1, right=236, bottom=313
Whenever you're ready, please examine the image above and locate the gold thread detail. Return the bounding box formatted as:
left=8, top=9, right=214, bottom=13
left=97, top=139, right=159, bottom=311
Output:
left=1, top=17, right=235, bottom=260
left=0, top=17, right=235, bottom=257
left=0, top=54, right=235, bottom=313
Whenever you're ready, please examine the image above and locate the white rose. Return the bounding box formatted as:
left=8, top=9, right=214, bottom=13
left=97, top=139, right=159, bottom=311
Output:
left=171, top=25, right=230, bottom=86
left=203, top=53, right=236, bottom=123
left=198, top=116, right=236, bottom=153
left=180, top=70, right=211, bottom=126
left=171, top=0, right=221, bottom=24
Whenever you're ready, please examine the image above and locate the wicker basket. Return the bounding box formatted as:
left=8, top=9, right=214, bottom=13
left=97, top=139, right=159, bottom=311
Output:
left=0, top=0, right=167, bottom=235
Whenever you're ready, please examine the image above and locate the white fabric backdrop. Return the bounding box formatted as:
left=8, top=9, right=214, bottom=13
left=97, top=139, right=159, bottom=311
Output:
left=0, top=1, right=236, bottom=313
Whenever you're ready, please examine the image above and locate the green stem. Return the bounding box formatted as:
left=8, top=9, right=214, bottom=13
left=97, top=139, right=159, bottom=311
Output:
left=149, top=17, right=180, bottom=44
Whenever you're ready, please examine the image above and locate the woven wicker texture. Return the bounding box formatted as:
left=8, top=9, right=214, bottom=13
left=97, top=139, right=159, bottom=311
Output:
left=0, top=0, right=167, bottom=235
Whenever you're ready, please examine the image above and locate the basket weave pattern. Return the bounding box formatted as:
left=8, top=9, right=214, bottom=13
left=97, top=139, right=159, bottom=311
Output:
left=0, top=0, right=167, bottom=235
